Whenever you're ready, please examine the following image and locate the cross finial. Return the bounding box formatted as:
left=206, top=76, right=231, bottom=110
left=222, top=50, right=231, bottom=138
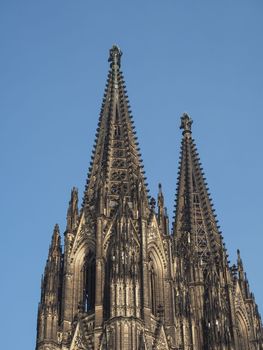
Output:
left=180, top=113, right=193, bottom=136
left=108, top=45, right=122, bottom=68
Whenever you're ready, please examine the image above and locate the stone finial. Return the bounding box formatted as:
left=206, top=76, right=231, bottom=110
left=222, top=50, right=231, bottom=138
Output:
left=52, top=224, right=60, bottom=244
left=180, top=113, right=193, bottom=136
left=158, top=183, right=164, bottom=207
left=67, top=187, right=79, bottom=231
left=237, top=249, right=243, bottom=269
left=108, top=45, right=122, bottom=68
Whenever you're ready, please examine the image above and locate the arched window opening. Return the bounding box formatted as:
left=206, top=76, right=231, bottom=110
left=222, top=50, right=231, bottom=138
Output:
left=149, top=251, right=165, bottom=318
left=149, top=259, right=157, bottom=316
left=103, top=257, right=112, bottom=320
left=236, top=314, right=249, bottom=350
left=82, top=252, right=95, bottom=313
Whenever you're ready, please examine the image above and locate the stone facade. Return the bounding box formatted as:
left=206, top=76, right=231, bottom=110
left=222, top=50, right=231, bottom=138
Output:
left=36, top=46, right=263, bottom=350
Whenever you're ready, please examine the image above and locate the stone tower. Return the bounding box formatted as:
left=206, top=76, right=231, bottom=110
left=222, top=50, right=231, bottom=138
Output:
left=36, top=46, right=263, bottom=350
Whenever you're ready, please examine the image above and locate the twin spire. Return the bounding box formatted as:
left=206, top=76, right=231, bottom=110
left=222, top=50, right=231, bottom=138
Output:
left=37, top=47, right=262, bottom=350
left=82, top=45, right=225, bottom=266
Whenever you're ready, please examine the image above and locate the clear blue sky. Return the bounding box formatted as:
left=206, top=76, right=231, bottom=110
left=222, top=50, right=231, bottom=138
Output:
left=0, top=1, right=262, bottom=349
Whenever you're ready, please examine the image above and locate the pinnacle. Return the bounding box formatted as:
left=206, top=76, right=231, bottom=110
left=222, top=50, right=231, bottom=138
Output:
left=71, top=186, right=78, bottom=195
left=67, top=187, right=79, bottom=231
left=237, top=249, right=243, bottom=269
left=53, top=223, right=60, bottom=237
left=158, top=183, right=164, bottom=208
left=50, top=224, right=61, bottom=251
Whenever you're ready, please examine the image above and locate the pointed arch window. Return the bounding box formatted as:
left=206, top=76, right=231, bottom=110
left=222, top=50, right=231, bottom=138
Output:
left=148, top=251, right=165, bottom=318
left=149, top=259, right=157, bottom=316
left=103, top=256, right=112, bottom=319
left=236, top=313, right=249, bottom=350
left=82, top=252, right=95, bottom=313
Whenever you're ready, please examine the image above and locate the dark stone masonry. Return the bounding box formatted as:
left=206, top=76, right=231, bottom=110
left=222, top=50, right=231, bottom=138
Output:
left=36, top=46, right=263, bottom=350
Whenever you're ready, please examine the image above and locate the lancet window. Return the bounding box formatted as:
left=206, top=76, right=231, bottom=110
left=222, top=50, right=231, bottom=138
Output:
left=236, top=314, right=249, bottom=350
left=149, top=260, right=157, bottom=316
left=82, top=252, right=95, bottom=313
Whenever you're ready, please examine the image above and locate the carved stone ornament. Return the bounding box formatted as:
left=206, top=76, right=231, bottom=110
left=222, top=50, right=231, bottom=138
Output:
left=180, top=112, right=193, bottom=134
left=57, top=331, right=63, bottom=344
left=74, top=334, right=85, bottom=350
left=108, top=45, right=122, bottom=67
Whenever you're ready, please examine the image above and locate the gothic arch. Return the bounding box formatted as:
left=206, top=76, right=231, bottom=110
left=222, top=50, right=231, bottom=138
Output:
left=103, top=239, right=114, bottom=320
left=236, top=310, right=250, bottom=350
left=148, top=246, right=165, bottom=317
left=148, top=237, right=167, bottom=269
left=72, top=241, right=96, bottom=315
left=82, top=252, right=95, bottom=312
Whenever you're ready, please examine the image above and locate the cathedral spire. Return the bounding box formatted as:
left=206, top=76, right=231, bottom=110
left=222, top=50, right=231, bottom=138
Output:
left=83, top=45, right=148, bottom=214
left=36, top=49, right=263, bottom=350
left=173, top=114, right=224, bottom=266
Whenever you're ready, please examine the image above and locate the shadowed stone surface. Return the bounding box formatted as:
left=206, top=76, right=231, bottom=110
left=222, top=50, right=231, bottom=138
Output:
left=36, top=46, right=263, bottom=350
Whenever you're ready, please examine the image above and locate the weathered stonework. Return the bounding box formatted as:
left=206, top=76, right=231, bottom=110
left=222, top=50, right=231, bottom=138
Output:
left=36, top=46, right=263, bottom=350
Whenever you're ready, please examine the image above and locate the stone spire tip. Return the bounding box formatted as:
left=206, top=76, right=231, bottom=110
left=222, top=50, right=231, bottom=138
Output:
left=180, top=113, right=193, bottom=136
left=108, top=44, right=122, bottom=68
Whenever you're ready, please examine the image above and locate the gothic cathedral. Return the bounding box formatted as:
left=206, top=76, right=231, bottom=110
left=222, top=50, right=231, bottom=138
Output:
left=36, top=46, right=263, bottom=350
